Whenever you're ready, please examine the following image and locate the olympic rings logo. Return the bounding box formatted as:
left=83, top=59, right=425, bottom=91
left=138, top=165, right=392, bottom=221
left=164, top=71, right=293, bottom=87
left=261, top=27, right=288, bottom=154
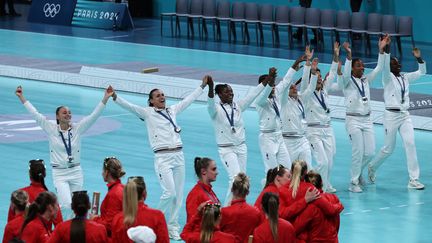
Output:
left=43, top=3, right=61, bottom=18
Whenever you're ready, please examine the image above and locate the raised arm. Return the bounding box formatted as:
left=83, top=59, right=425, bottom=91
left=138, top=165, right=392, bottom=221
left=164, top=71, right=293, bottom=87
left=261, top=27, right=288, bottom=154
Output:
left=300, top=46, right=314, bottom=94
left=276, top=55, right=306, bottom=98
left=237, top=71, right=270, bottom=111
left=75, top=86, right=112, bottom=134
left=404, top=48, right=427, bottom=82
left=366, top=34, right=388, bottom=82
left=341, top=42, right=352, bottom=88
left=113, top=88, right=148, bottom=119
left=382, top=39, right=391, bottom=85
left=256, top=67, right=276, bottom=107
left=301, top=58, right=319, bottom=101
left=16, top=85, right=56, bottom=133
left=172, top=77, right=207, bottom=114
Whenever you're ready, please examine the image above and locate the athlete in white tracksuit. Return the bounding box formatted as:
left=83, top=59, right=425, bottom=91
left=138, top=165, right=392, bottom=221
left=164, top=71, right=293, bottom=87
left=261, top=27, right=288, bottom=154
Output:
left=368, top=44, right=427, bottom=190
left=339, top=37, right=387, bottom=193
left=255, top=67, right=292, bottom=179
left=15, top=85, right=112, bottom=217
left=112, top=78, right=208, bottom=240
left=302, top=55, right=339, bottom=193
left=207, top=76, right=267, bottom=205
left=281, top=57, right=313, bottom=168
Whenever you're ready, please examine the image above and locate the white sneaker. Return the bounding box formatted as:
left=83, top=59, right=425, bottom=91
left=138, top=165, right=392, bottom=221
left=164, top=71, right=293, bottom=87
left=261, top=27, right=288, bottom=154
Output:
left=169, top=230, right=181, bottom=241
left=408, top=180, right=425, bottom=190
left=349, top=183, right=363, bottom=193
left=326, top=185, right=337, bottom=193
left=368, top=165, right=376, bottom=184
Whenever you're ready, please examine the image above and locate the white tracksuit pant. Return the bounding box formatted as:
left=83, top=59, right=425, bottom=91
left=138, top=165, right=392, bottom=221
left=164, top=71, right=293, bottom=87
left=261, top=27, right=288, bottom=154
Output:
left=369, top=110, right=420, bottom=181
left=217, top=143, right=247, bottom=206
left=154, top=150, right=185, bottom=232
left=345, top=115, right=375, bottom=185
left=52, top=166, right=83, bottom=219
left=283, top=136, right=312, bottom=169
left=259, top=132, right=292, bottom=173
left=307, top=126, right=336, bottom=191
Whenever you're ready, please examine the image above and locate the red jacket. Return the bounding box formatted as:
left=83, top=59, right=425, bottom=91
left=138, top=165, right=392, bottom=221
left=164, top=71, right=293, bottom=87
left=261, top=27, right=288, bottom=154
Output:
left=254, top=183, right=307, bottom=222
left=93, top=179, right=124, bottom=235
left=321, top=191, right=342, bottom=233
left=8, top=182, right=63, bottom=226
left=181, top=213, right=237, bottom=243
left=252, top=218, right=296, bottom=243
left=47, top=219, right=108, bottom=243
left=2, top=213, right=24, bottom=243
left=283, top=181, right=343, bottom=221
left=186, top=181, right=220, bottom=223
left=111, top=202, right=169, bottom=243
left=20, top=216, right=53, bottom=243
left=220, top=199, right=262, bottom=243
left=254, top=183, right=280, bottom=212
left=293, top=204, right=339, bottom=243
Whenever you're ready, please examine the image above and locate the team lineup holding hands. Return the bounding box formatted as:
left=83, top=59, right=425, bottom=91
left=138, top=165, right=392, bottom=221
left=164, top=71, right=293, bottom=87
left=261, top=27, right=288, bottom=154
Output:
left=5, top=35, right=427, bottom=243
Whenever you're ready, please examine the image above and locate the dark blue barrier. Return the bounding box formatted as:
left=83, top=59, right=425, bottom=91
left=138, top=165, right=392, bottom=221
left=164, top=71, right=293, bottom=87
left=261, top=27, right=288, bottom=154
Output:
left=28, top=0, right=78, bottom=25
left=72, top=0, right=134, bottom=30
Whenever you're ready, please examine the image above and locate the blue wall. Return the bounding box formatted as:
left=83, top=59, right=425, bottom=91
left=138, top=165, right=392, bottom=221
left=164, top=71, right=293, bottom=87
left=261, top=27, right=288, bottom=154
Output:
left=153, top=0, right=430, bottom=43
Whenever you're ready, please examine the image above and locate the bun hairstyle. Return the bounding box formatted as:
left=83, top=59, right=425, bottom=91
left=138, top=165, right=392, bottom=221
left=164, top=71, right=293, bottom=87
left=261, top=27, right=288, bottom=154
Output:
left=214, top=84, right=229, bottom=95
left=11, top=190, right=29, bottom=212
left=193, top=157, right=213, bottom=179
left=29, top=159, right=48, bottom=191
left=265, top=165, right=287, bottom=188
left=305, top=170, right=323, bottom=190
left=261, top=192, right=279, bottom=241
left=21, top=191, right=57, bottom=234
left=71, top=191, right=91, bottom=243
left=148, top=89, right=159, bottom=107
left=123, top=176, right=146, bottom=227
left=231, top=172, right=250, bottom=198
left=103, top=157, right=126, bottom=180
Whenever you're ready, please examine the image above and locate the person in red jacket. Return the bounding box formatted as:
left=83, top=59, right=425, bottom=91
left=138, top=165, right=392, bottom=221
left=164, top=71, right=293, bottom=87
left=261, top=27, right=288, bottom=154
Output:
left=306, top=171, right=342, bottom=235
left=90, top=157, right=125, bottom=236
left=111, top=176, right=169, bottom=243
left=3, top=190, right=29, bottom=243
left=181, top=202, right=236, bottom=243
left=220, top=172, right=261, bottom=242
left=253, top=192, right=296, bottom=243
left=185, top=157, right=220, bottom=223
left=8, top=159, right=63, bottom=226
left=255, top=165, right=319, bottom=221
left=284, top=160, right=343, bottom=221
left=20, top=191, right=59, bottom=243
left=48, top=191, right=108, bottom=243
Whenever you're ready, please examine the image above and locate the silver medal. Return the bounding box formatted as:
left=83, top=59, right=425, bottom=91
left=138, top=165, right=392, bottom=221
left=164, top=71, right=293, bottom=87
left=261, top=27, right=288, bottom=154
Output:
left=68, top=156, right=74, bottom=162
left=231, top=127, right=236, bottom=133
left=326, top=108, right=330, bottom=114
left=174, top=126, right=182, bottom=133
left=362, top=97, right=368, bottom=104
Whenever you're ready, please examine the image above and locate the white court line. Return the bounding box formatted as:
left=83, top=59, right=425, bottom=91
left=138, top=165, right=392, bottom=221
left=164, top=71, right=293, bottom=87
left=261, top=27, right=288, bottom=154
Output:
left=396, top=204, right=408, bottom=208
left=410, top=82, right=432, bottom=86
left=102, top=35, right=130, bottom=39
left=361, top=210, right=372, bottom=213
left=379, top=207, right=390, bottom=210
left=343, top=212, right=354, bottom=215
left=416, top=202, right=425, bottom=205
